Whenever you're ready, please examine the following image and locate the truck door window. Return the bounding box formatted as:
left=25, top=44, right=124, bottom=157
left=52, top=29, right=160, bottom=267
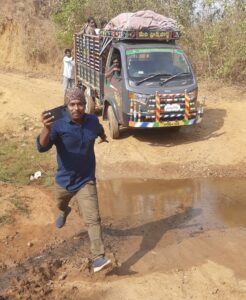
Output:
left=105, top=48, right=122, bottom=80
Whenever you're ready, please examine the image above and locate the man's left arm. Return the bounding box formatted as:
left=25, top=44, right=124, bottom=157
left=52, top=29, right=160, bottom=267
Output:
left=95, top=117, right=108, bottom=143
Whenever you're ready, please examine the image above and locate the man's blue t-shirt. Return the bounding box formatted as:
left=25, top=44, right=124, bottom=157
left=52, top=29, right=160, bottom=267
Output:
left=37, top=113, right=104, bottom=192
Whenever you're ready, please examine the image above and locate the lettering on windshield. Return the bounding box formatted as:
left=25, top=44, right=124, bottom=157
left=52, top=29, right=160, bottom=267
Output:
left=126, top=49, right=184, bottom=56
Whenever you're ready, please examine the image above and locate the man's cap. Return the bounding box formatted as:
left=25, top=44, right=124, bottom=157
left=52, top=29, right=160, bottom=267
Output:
left=64, top=87, right=86, bottom=105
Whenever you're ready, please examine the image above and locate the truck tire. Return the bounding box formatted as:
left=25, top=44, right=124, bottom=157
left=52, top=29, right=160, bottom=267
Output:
left=85, top=94, right=95, bottom=114
left=107, top=106, right=120, bottom=139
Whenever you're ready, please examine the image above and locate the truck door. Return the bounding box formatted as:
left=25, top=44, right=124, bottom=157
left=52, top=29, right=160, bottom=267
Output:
left=104, top=47, right=124, bottom=124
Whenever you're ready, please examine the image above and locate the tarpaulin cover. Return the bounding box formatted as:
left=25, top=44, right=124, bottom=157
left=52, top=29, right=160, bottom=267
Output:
left=104, top=10, right=177, bottom=31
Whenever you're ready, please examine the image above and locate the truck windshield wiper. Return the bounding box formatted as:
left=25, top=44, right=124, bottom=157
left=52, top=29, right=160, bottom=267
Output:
left=135, top=73, right=172, bottom=86
left=159, top=72, right=191, bottom=85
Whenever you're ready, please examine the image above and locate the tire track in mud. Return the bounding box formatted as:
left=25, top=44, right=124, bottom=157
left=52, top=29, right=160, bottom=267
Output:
left=0, top=231, right=90, bottom=292
left=0, top=228, right=123, bottom=293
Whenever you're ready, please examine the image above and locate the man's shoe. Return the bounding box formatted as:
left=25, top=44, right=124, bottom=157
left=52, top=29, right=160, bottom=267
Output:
left=55, top=207, right=71, bottom=228
left=92, top=257, right=111, bottom=273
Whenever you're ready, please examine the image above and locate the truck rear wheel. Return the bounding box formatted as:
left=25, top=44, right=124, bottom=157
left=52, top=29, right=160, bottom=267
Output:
left=85, top=94, right=95, bottom=114
left=107, top=106, right=120, bottom=139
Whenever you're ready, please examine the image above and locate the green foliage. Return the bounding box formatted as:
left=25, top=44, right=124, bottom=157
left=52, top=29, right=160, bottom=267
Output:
left=52, top=0, right=87, bottom=46
left=56, top=30, right=74, bottom=46
left=51, top=0, right=196, bottom=46
left=51, top=0, right=246, bottom=82
left=181, top=1, right=246, bottom=82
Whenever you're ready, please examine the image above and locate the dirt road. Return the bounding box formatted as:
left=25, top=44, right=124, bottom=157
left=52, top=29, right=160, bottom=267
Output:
left=0, top=71, right=246, bottom=179
left=0, top=71, right=246, bottom=299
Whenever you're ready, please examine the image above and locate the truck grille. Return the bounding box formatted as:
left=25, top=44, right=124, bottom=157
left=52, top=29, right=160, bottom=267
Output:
left=134, top=93, right=197, bottom=122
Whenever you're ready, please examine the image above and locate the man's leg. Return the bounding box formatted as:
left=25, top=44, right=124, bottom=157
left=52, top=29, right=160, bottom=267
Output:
left=55, top=183, right=74, bottom=228
left=68, top=78, right=75, bottom=89
left=63, top=76, right=69, bottom=96
left=76, top=181, right=105, bottom=259
left=76, top=181, right=111, bottom=272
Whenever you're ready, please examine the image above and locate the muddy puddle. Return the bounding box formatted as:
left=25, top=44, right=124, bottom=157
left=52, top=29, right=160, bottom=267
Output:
left=1, top=177, right=246, bottom=296
left=98, top=178, right=246, bottom=229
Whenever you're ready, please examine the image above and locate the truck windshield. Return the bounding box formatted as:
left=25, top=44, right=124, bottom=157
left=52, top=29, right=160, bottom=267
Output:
left=126, top=48, right=191, bottom=82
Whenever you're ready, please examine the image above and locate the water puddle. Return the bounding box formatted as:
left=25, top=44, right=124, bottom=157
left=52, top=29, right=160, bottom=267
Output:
left=1, top=178, right=246, bottom=291
left=98, top=178, right=246, bottom=229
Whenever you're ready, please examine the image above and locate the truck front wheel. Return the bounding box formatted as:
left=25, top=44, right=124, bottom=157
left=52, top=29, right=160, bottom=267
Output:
left=107, top=106, right=120, bottom=139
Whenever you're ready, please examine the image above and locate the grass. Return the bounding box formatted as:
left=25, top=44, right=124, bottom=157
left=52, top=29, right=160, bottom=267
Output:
left=0, top=129, right=56, bottom=185
left=0, top=214, right=14, bottom=225
left=9, top=194, right=31, bottom=216
left=0, top=125, right=57, bottom=226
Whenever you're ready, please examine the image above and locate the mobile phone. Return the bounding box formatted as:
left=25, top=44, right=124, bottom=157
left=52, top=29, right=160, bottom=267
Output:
left=45, top=105, right=67, bottom=121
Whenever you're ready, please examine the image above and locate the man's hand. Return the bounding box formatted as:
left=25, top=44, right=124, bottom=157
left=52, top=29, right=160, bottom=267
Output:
left=113, top=67, right=121, bottom=73
left=39, top=111, right=54, bottom=147
left=41, top=111, right=54, bottom=129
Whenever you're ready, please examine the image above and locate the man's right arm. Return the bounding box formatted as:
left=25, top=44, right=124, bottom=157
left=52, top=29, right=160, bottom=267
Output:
left=105, top=67, right=113, bottom=80
left=39, top=127, right=51, bottom=147
left=105, top=66, right=119, bottom=80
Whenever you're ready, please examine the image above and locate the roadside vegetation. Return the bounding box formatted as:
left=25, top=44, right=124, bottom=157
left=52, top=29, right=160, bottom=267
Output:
left=0, top=122, right=56, bottom=225
left=51, top=0, right=246, bottom=82
left=0, top=120, right=56, bottom=186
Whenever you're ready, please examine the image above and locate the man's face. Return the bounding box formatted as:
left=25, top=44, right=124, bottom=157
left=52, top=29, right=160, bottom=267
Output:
left=67, top=99, right=86, bottom=121
left=113, top=59, right=120, bottom=68
left=89, top=20, right=96, bottom=28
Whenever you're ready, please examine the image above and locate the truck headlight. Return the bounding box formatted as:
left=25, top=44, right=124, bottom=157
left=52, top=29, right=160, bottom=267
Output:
left=187, top=89, right=198, bottom=101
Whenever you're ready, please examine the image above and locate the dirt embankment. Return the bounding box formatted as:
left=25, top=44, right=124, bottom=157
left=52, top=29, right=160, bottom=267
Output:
left=0, top=0, right=62, bottom=77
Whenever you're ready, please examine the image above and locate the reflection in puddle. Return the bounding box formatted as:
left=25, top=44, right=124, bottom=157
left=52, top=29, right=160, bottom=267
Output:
left=98, top=178, right=246, bottom=229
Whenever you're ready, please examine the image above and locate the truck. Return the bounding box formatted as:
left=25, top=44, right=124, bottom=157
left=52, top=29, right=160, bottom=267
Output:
left=74, top=27, right=204, bottom=139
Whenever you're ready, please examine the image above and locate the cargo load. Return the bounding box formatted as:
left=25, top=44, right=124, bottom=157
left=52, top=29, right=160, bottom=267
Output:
left=104, top=10, right=177, bottom=32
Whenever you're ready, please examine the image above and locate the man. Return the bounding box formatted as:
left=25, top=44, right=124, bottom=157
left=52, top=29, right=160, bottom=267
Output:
left=105, top=56, right=121, bottom=81
left=63, top=49, right=75, bottom=96
left=36, top=87, right=111, bottom=273
left=84, top=17, right=97, bottom=35
left=100, top=19, right=108, bottom=29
